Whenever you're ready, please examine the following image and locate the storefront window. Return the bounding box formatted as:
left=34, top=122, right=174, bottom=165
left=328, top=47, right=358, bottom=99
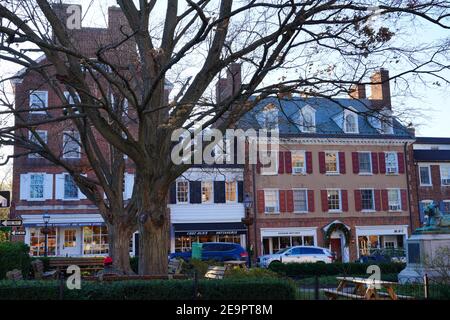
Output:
left=264, top=235, right=315, bottom=254
left=83, top=226, right=108, bottom=255
left=174, top=234, right=242, bottom=252
left=29, top=227, right=57, bottom=256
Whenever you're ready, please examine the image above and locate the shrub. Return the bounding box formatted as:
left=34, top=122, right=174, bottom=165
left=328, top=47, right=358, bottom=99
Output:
left=0, top=278, right=297, bottom=300
left=226, top=267, right=279, bottom=279
left=0, top=242, right=31, bottom=279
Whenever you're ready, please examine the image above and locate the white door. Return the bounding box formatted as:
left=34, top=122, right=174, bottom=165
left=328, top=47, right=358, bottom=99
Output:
left=60, top=228, right=80, bottom=256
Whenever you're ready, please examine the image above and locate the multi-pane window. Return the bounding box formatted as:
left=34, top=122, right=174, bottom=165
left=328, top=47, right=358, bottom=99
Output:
left=419, top=166, right=431, bottom=185
left=64, top=174, right=78, bottom=199
left=385, top=152, right=398, bottom=174
left=361, top=189, right=374, bottom=211
left=29, top=174, right=44, bottom=199
left=380, top=117, right=394, bottom=134
left=225, top=181, right=237, bottom=202
left=300, top=110, right=315, bottom=133
left=83, top=226, right=108, bottom=255
left=388, top=189, right=401, bottom=211
left=293, top=189, right=308, bottom=212
left=63, top=131, right=81, bottom=158
left=28, top=130, right=47, bottom=158
left=344, top=113, right=358, bottom=133
left=358, top=152, right=372, bottom=174
left=201, top=181, right=213, bottom=203
left=29, top=227, right=56, bottom=256
left=263, top=109, right=278, bottom=130
left=440, top=165, right=450, bottom=185
left=29, top=90, right=48, bottom=113
left=176, top=180, right=189, bottom=203
left=264, top=190, right=279, bottom=213
left=292, top=152, right=306, bottom=174
left=325, top=152, right=338, bottom=173
left=327, top=190, right=341, bottom=211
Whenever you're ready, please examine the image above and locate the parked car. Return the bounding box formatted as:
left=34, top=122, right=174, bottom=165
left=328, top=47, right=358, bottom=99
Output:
left=357, top=248, right=406, bottom=263
left=169, top=242, right=248, bottom=262
left=257, top=246, right=334, bottom=268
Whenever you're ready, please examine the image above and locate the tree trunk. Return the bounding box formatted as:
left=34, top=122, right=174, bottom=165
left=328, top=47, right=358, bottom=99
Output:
left=107, top=221, right=134, bottom=274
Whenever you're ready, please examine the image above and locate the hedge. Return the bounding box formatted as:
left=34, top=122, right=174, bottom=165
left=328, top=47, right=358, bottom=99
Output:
left=0, top=278, right=297, bottom=300
left=0, top=242, right=31, bottom=279
left=268, top=262, right=406, bottom=277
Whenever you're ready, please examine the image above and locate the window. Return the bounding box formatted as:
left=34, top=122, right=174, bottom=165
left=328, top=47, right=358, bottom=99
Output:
left=419, top=166, right=431, bottom=185
left=361, top=189, right=374, bottom=211
left=225, top=181, right=237, bottom=202
left=29, top=227, right=56, bottom=256
left=28, top=130, right=47, bottom=158
left=63, top=131, right=81, bottom=158
left=29, top=174, right=44, bottom=200
left=443, top=201, right=450, bottom=214
left=325, top=152, right=339, bottom=173
left=29, top=90, right=48, bottom=113
left=64, top=174, right=78, bottom=199
left=388, top=189, right=401, bottom=211
left=344, top=111, right=358, bottom=133
left=380, top=116, right=394, bottom=134
left=263, top=108, right=278, bottom=130
left=385, top=152, right=398, bottom=174
left=440, top=165, right=450, bottom=185
left=291, top=151, right=306, bottom=174
left=63, top=91, right=80, bottom=105
left=264, top=190, right=279, bottom=213
left=358, top=152, right=372, bottom=174
left=83, top=226, right=108, bottom=255
left=201, top=181, right=213, bottom=203
left=293, top=189, right=308, bottom=213
left=327, top=190, right=341, bottom=211
left=176, top=180, right=189, bottom=203
left=300, top=108, right=315, bottom=133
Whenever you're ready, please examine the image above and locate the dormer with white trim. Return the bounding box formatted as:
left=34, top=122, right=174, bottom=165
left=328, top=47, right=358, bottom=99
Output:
left=297, top=105, right=316, bottom=133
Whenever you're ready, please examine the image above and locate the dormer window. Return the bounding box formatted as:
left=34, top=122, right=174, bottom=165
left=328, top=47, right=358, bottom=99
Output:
left=344, top=109, right=358, bottom=133
left=299, top=105, right=315, bottom=133
left=258, top=104, right=279, bottom=130
left=380, top=115, right=394, bottom=134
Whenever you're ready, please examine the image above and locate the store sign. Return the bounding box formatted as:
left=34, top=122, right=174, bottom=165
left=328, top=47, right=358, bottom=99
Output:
left=185, top=230, right=240, bottom=236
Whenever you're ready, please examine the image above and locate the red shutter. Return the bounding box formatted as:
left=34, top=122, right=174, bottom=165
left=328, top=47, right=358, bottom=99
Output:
left=374, top=189, right=381, bottom=211
left=371, top=152, right=379, bottom=174
left=319, top=152, right=326, bottom=174
left=286, top=190, right=294, bottom=212
left=401, top=189, right=408, bottom=211
left=352, top=152, right=359, bottom=174
left=284, top=151, right=292, bottom=174
left=339, top=152, right=346, bottom=174
left=278, top=151, right=285, bottom=174
left=321, top=190, right=328, bottom=212
left=381, top=190, right=389, bottom=211
left=279, top=190, right=286, bottom=212
left=257, top=190, right=265, bottom=213
left=342, top=190, right=348, bottom=212
left=307, top=190, right=315, bottom=212
left=378, top=152, right=386, bottom=174
left=398, top=152, right=405, bottom=174
left=256, top=157, right=262, bottom=174
left=306, top=151, right=313, bottom=174
left=354, top=190, right=362, bottom=211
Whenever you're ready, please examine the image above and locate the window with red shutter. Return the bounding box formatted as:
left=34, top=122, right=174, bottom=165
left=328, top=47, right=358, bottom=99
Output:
left=307, top=190, right=314, bottom=212
left=257, top=190, right=265, bottom=213
left=339, top=152, right=346, bottom=174
left=378, top=152, right=386, bottom=174
left=286, top=190, right=294, bottom=212
left=278, top=151, right=285, bottom=174
left=319, top=152, right=326, bottom=174
left=398, top=152, right=405, bottom=174
left=381, top=190, right=389, bottom=211
left=306, top=151, right=313, bottom=174
left=374, top=190, right=381, bottom=211
left=341, top=190, right=348, bottom=212
left=371, top=152, right=379, bottom=174
left=284, top=151, right=292, bottom=174
left=279, top=190, right=286, bottom=212
left=354, top=189, right=362, bottom=211
left=321, top=190, right=328, bottom=212
left=352, top=152, right=359, bottom=174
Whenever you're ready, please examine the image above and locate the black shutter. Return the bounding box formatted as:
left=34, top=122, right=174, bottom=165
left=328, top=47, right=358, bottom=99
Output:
left=134, top=233, right=139, bottom=257
left=190, top=181, right=201, bottom=203
left=169, top=182, right=176, bottom=204
left=238, top=181, right=244, bottom=203
left=214, top=181, right=226, bottom=203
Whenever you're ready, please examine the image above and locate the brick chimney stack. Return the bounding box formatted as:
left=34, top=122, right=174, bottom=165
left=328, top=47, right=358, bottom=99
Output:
left=349, top=84, right=366, bottom=100
left=108, top=6, right=130, bottom=33
left=216, top=63, right=242, bottom=103
left=370, top=68, right=391, bottom=108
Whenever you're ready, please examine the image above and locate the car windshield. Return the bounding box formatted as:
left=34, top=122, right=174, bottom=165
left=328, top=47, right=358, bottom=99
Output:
left=275, top=248, right=290, bottom=254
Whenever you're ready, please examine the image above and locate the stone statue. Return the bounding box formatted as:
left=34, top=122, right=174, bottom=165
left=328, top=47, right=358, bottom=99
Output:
left=416, top=202, right=450, bottom=234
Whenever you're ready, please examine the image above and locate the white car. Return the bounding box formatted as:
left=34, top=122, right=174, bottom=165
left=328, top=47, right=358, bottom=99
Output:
left=257, top=246, right=335, bottom=268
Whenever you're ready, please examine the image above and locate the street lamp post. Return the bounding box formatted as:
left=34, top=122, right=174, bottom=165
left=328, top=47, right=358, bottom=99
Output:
left=242, top=193, right=254, bottom=267
left=42, top=212, right=50, bottom=257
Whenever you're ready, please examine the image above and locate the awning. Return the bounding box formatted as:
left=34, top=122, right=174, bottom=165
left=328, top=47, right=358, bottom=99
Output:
left=173, top=222, right=247, bottom=236
left=24, top=222, right=105, bottom=227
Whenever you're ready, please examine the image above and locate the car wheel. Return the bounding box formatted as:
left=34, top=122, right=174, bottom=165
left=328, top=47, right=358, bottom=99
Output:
left=268, top=260, right=282, bottom=268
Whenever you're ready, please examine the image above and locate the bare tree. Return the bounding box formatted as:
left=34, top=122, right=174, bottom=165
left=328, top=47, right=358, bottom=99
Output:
left=0, top=0, right=449, bottom=274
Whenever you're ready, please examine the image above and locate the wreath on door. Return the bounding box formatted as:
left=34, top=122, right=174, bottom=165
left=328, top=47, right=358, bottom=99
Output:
left=323, top=223, right=351, bottom=247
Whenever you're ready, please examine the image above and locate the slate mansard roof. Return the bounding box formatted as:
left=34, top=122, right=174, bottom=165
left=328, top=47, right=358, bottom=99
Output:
left=238, top=96, right=414, bottom=139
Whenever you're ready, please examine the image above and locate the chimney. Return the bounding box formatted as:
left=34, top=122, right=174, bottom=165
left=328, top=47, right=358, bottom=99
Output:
left=108, top=6, right=130, bottom=33
left=216, top=63, right=242, bottom=104
left=349, top=84, right=366, bottom=99
left=370, top=68, right=391, bottom=108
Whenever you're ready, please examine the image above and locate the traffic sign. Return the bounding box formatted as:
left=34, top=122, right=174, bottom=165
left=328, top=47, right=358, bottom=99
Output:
left=0, top=219, right=23, bottom=227
left=11, top=230, right=26, bottom=236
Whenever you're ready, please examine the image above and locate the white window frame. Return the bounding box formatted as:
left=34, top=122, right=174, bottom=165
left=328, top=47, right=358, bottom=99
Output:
left=440, top=165, right=450, bottom=186
left=385, top=152, right=398, bottom=175
left=225, top=181, right=238, bottom=203
left=28, top=130, right=48, bottom=158
left=201, top=181, right=213, bottom=204
left=343, top=109, right=359, bottom=134
left=360, top=188, right=375, bottom=212
left=291, top=151, right=306, bottom=175
left=63, top=131, right=81, bottom=159
left=380, top=116, right=394, bottom=134
left=419, top=165, right=432, bottom=186
left=325, top=151, right=340, bottom=175
left=29, top=90, right=48, bottom=114
left=260, top=149, right=279, bottom=176
left=299, top=106, right=316, bottom=133
left=176, top=180, right=189, bottom=204
left=264, top=189, right=280, bottom=214
left=387, top=188, right=401, bottom=212
left=358, top=152, right=372, bottom=175
left=263, top=108, right=279, bottom=130
left=292, top=188, right=308, bottom=213
left=327, top=189, right=342, bottom=213
left=29, top=173, right=45, bottom=201
left=63, top=173, right=79, bottom=200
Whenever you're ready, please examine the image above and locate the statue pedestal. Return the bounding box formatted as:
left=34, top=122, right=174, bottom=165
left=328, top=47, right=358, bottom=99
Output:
left=398, top=233, right=450, bottom=284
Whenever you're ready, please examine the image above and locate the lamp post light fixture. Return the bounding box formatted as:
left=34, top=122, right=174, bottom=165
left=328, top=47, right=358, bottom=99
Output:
left=42, top=212, right=51, bottom=257
left=241, top=193, right=254, bottom=267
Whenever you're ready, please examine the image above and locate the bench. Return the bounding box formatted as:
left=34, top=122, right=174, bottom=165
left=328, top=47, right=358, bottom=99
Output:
left=31, top=259, right=57, bottom=280
left=82, top=274, right=188, bottom=281
left=5, top=269, right=23, bottom=281
left=322, top=288, right=366, bottom=300
left=377, top=292, right=415, bottom=300
left=48, top=257, right=105, bottom=274
left=204, top=266, right=226, bottom=280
